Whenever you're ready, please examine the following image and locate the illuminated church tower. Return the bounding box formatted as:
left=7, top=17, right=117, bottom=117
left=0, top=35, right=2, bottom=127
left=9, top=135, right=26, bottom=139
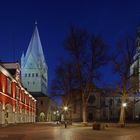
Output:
left=21, top=22, right=48, bottom=96
left=130, top=26, right=140, bottom=92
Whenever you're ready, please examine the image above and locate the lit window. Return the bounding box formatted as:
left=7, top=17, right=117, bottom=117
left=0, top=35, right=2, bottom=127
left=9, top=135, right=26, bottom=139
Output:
left=7, top=78, right=11, bottom=94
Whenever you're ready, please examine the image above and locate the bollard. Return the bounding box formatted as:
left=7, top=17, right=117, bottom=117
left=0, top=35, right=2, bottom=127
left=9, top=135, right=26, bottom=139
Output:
left=64, top=121, right=67, bottom=128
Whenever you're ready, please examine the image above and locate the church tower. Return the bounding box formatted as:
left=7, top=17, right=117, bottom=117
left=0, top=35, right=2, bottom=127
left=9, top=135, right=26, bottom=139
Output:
left=21, top=22, right=48, bottom=96
left=130, top=26, right=140, bottom=92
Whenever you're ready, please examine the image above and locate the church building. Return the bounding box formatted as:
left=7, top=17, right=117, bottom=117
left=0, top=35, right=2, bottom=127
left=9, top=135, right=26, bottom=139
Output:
left=21, top=22, right=57, bottom=122
left=21, top=22, right=48, bottom=97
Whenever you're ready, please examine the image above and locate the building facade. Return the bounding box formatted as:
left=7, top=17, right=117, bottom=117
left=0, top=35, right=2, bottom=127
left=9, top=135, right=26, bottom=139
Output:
left=100, top=95, right=140, bottom=121
left=63, top=90, right=140, bottom=122
left=0, top=63, right=36, bottom=126
left=62, top=90, right=101, bottom=122
left=36, top=95, right=58, bottom=122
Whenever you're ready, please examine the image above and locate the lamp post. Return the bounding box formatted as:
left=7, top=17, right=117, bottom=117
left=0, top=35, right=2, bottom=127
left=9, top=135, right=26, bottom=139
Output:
left=122, top=102, right=127, bottom=126
left=53, top=111, right=56, bottom=122
left=63, top=106, right=68, bottom=119
left=53, top=110, right=60, bottom=124
left=63, top=106, right=68, bottom=128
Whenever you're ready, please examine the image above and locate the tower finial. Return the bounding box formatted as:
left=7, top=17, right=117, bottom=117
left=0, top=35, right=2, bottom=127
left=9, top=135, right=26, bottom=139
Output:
left=35, top=20, right=37, bottom=25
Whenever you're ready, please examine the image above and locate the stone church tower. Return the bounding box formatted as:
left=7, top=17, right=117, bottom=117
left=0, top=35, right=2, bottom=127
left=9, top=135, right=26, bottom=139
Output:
left=21, top=22, right=48, bottom=96
left=130, top=26, right=140, bottom=92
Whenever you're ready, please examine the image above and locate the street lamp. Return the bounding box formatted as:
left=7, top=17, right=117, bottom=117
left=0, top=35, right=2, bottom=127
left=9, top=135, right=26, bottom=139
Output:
left=63, top=106, right=68, bottom=121
left=63, top=106, right=68, bottom=128
left=122, top=102, right=127, bottom=107
left=122, top=102, right=127, bottom=126
left=64, top=106, right=68, bottom=111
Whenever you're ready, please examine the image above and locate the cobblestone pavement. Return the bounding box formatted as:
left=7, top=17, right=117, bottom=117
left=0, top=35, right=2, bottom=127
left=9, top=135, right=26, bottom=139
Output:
left=0, top=123, right=140, bottom=140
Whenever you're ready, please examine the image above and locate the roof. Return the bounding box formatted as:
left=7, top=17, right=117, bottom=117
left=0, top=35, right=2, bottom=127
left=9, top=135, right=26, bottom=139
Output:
left=7, top=69, right=16, bottom=76
left=31, top=92, right=47, bottom=97
left=0, top=62, right=19, bottom=76
left=24, top=24, right=47, bottom=69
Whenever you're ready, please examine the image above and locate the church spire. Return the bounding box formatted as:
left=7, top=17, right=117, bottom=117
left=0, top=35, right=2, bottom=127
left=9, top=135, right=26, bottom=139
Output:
left=24, top=22, right=46, bottom=67
left=35, top=20, right=37, bottom=25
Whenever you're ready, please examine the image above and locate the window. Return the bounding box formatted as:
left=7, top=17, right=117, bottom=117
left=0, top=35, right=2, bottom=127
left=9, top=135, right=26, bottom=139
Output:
left=32, top=73, right=34, bottom=77
left=109, top=99, right=113, bottom=106
left=22, top=92, right=25, bottom=102
left=40, top=100, right=43, bottom=105
left=16, top=86, right=19, bottom=99
left=7, top=78, right=11, bottom=94
left=73, top=103, right=77, bottom=113
left=101, top=101, right=106, bottom=106
left=117, top=99, right=121, bottom=105
left=29, top=73, right=31, bottom=77
left=36, top=73, right=38, bottom=77
left=33, top=81, right=35, bottom=85
left=25, top=73, right=27, bottom=77
left=5, top=111, right=8, bottom=118
left=27, top=81, right=29, bottom=85
left=88, top=95, right=96, bottom=104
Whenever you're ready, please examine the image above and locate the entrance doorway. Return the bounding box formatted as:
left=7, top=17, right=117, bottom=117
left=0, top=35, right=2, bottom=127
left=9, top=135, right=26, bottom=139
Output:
left=39, top=112, right=46, bottom=122
left=88, top=112, right=93, bottom=121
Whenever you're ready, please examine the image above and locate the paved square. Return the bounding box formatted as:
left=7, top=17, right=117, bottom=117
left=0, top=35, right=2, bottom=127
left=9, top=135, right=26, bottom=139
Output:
left=0, top=123, right=140, bottom=140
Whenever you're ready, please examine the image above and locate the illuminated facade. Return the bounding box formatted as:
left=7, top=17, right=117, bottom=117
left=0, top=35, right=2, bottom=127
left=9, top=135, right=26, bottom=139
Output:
left=0, top=63, right=36, bottom=126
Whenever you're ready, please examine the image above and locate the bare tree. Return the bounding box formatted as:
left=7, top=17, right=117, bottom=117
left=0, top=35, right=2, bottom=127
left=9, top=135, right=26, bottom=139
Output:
left=51, top=61, right=76, bottom=102
left=112, top=36, right=138, bottom=125
left=63, top=26, right=108, bottom=123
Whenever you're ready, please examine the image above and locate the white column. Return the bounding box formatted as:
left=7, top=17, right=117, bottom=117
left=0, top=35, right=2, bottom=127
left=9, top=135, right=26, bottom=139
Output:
left=15, top=112, right=18, bottom=123
left=33, top=113, right=35, bottom=122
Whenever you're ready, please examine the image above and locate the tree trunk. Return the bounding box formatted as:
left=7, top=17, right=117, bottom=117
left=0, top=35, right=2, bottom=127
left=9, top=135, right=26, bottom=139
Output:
left=119, top=104, right=125, bottom=124
left=82, top=102, right=87, bottom=123
left=119, top=95, right=126, bottom=125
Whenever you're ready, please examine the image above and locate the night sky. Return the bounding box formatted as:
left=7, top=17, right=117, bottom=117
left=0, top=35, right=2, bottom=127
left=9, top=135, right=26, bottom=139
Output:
left=0, top=0, right=140, bottom=95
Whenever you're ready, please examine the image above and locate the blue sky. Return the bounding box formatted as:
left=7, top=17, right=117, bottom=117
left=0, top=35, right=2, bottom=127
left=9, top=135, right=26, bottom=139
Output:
left=0, top=0, right=140, bottom=95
